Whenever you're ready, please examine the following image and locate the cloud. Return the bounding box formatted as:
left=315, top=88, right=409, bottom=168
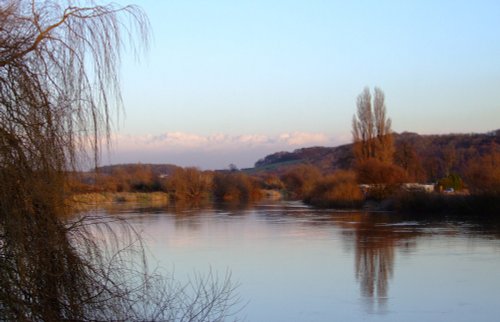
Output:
left=107, top=131, right=338, bottom=169
left=278, top=132, right=329, bottom=146
left=112, top=131, right=331, bottom=151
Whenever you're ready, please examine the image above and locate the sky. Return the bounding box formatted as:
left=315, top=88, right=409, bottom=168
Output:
left=106, top=0, right=500, bottom=169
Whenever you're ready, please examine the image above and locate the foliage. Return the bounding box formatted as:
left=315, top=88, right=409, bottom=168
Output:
left=463, top=146, right=500, bottom=194
left=280, top=164, right=322, bottom=199
left=437, top=173, right=464, bottom=192
left=394, top=141, right=426, bottom=182
left=165, top=167, right=213, bottom=201
left=250, top=130, right=499, bottom=181
left=350, top=87, right=401, bottom=201
left=68, top=165, right=163, bottom=193
left=304, top=170, right=363, bottom=208
left=213, top=172, right=262, bottom=202
left=356, top=159, right=408, bottom=185
left=259, top=174, right=285, bottom=190
left=396, top=131, right=500, bottom=181
left=356, top=158, right=408, bottom=200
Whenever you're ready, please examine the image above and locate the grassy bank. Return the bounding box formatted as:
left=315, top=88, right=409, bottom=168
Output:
left=68, top=192, right=169, bottom=210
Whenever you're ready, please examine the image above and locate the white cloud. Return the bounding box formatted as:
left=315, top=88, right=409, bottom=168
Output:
left=107, top=131, right=339, bottom=169
left=278, top=132, right=329, bottom=146
left=113, top=131, right=330, bottom=151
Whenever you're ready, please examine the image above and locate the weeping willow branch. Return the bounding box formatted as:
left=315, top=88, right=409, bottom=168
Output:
left=0, top=1, right=239, bottom=320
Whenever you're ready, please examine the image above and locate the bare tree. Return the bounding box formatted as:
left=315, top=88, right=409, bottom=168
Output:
left=352, top=87, right=374, bottom=161
left=372, top=88, right=394, bottom=163
left=352, top=87, right=394, bottom=164
left=0, top=1, right=238, bottom=320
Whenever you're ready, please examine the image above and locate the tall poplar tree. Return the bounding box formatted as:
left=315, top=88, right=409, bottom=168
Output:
left=352, top=87, right=394, bottom=164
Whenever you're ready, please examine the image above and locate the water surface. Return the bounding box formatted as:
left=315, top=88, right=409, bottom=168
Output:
left=96, top=201, right=500, bottom=321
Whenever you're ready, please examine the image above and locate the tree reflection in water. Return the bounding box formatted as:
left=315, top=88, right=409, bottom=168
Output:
left=338, top=213, right=419, bottom=312
left=87, top=202, right=430, bottom=315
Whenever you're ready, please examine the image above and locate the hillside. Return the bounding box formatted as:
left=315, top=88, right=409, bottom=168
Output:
left=247, top=130, right=500, bottom=180
left=250, top=144, right=354, bottom=174
left=93, top=130, right=500, bottom=182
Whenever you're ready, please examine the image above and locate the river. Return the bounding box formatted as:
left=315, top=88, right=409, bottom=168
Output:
left=92, top=200, right=500, bottom=321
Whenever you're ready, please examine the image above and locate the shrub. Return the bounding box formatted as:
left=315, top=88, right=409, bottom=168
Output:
left=280, top=165, right=321, bottom=199
left=305, top=171, right=364, bottom=208
left=356, top=158, right=408, bottom=200
left=213, top=172, right=262, bottom=202
left=260, top=174, right=285, bottom=190
left=437, top=173, right=464, bottom=192
left=463, top=149, right=500, bottom=195
left=164, top=167, right=213, bottom=201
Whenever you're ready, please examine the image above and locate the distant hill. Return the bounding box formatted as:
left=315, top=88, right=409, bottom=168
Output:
left=247, top=129, right=500, bottom=179
left=93, top=130, right=500, bottom=181
left=249, top=144, right=354, bottom=174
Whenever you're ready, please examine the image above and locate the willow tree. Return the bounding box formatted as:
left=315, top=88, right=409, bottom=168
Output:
left=0, top=1, right=237, bottom=320
left=352, top=87, right=394, bottom=164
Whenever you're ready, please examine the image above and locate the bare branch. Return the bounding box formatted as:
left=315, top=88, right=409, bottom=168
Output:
left=352, top=87, right=394, bottom=163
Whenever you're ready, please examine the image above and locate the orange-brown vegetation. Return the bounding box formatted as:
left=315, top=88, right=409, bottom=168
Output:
left=164, top=167, right=213, bottom=201
left=252, top=131, right=499, bottom=183
left=96, top=164, right=163, bottom=192
left=394, top=141, right=426, bottom=182
left=351, top=87, right=405, bottom=200
left=280, top=164, right=322, bottom=199
left=260, top=174, right=285, bottom=190
left=387, top=142, right=500, bottom=215
left=68, top=165, right=266, bottom=203
left=213, top=172, right=262, bottom=202
left=68, top=133, right=499, bottom=210
left=464, top=146, right=500, bottom=195
left=114, top=164, right=161, bottom=192
left=352, top=87, right=394, bottom=164
left=356, top=159, right=408, bottom=185
left=355, top=158, right=408, bottom=200
left=304, top=170, right=363, bottom=208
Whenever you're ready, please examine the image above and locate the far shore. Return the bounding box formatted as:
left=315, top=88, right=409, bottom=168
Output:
left=69, top=190, right=500, bottom=218
left=68, top=191, right=170, bottom=208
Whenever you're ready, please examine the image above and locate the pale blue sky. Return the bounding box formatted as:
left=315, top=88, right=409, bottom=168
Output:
left=108, top=0, right=500, bottom=169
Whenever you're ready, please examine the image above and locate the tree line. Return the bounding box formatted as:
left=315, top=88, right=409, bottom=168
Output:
left=72, top=165, right=265, bottom=203
left=71, top=86, right=499, bottom=213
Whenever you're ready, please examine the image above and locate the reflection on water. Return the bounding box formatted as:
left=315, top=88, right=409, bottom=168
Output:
left=89, top=200, right=500, bottom=322
left=338, top=213, right=419, bottom=312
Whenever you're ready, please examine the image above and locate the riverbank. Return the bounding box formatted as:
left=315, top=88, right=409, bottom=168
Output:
left=305, top=190, right=500, bottom=217
left=69, top=190, right=500, bottom=219
left=387, top=191, right=500, bottom=216
left=68, top=192, right=169, bottom=210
